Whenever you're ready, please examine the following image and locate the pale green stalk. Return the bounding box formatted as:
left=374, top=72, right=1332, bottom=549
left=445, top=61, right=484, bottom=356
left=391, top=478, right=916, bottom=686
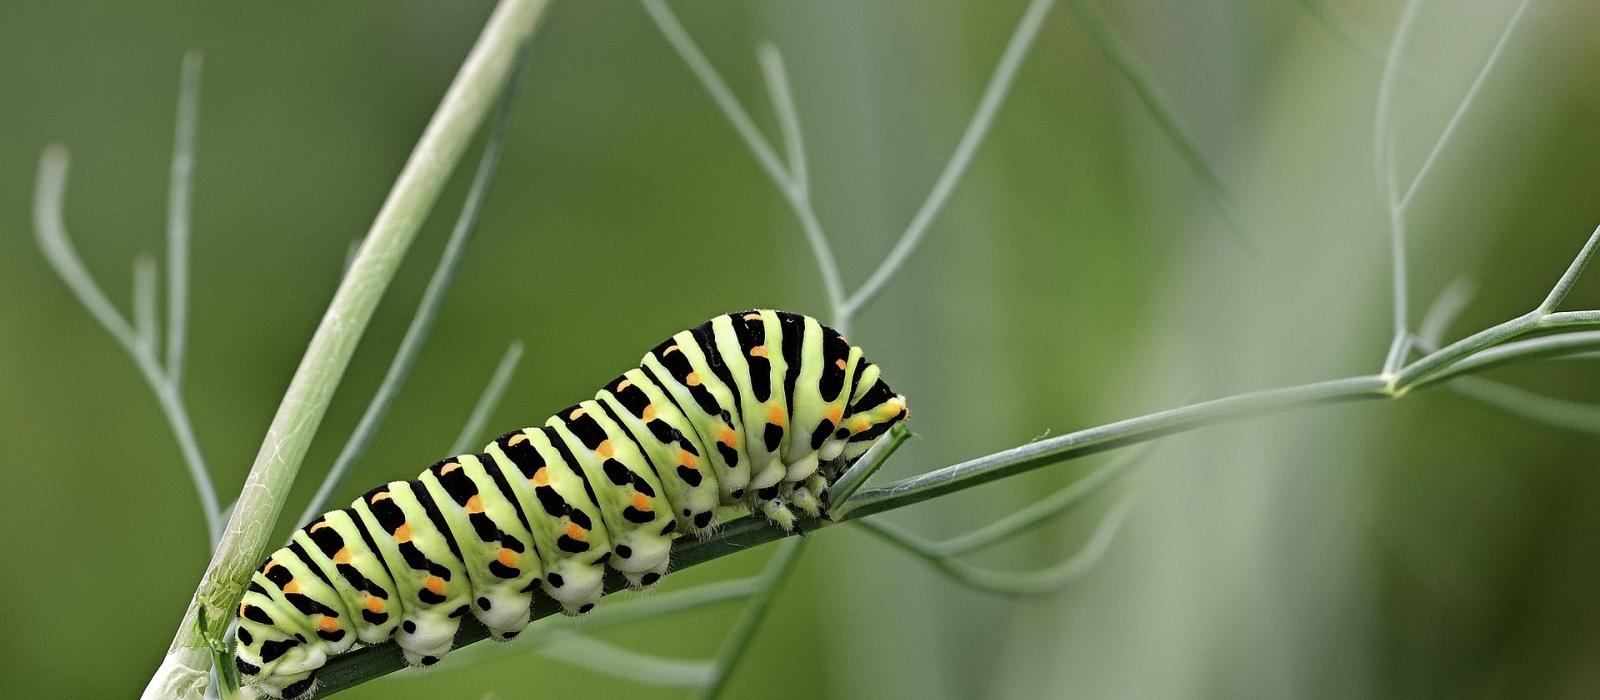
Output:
left=448, top=341, right=526, bottom=455
left=167, top=50, right=201, bottom=387
left=846, top=0, right=1058, bottom=316
left=298, top=69, right=525, bottom=526
left=140, top=2, right=549, bottom=697
left=1065, top=0, right=1245, bottom=246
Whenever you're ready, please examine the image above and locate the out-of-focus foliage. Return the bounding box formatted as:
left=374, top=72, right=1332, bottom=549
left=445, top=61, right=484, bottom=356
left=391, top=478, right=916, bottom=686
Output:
left=4, top=1, right=1600, bottom=698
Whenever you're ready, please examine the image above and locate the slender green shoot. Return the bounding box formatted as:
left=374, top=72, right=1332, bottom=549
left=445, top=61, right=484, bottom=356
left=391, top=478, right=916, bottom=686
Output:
left=1417, top=276, right=1476, bottom=347
left=640, top=0, right=847, bottom=322
left=1065, top=0, right=1245, bottom=247
left=1374, top=0, right=1427, bottom=374
left=448, top=341, right=526, bottom=455
left=1396, top=0, right=1533, bottom=214
left=298, top=70, right=525, bottom=525
left=755, top=42, right=846, bottom=328
left=696, top=538, right=807, bottom=700
left=35, top=147, right=222, bottom=544
left=929, top=441, right=1152, bottom=557
left=540, top=632, right=714, bottom=688
left=142, top=2, right=549, bottom=697
left=134, top=254, right=159, bottom=349
left=168, top=50, right=201, bottom=387
left=845, top=0, right=1060, bottom=317
left=857, top=493, right=1137, bottom=597
left=825, top=423, right=911, bottom=515
left=1448, top=376, right=1600, bottom=437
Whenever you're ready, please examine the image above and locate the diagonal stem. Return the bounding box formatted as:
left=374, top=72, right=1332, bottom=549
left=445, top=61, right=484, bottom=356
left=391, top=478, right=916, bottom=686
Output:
left=847, top=0, right=1059, bottom=316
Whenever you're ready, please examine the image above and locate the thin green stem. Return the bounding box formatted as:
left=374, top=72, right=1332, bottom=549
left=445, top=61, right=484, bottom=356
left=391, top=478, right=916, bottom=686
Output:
left=297, top=69, right=524, bottom=526
left=1296, top=0, right=1387, bottom=60
left=1396, top=0, right=1532, bottom=214
left=641, top=1, right=846, bottom=322
left=143, top=3, right=548, bottom=697
left=35, top=148, right=222, bottom=544
left=1419, top=331, right=1600, bottom=387
left=933, top=441, right=1151, bottom=557
left=1541, top=224, right=1600, bottom=313
left=1417, top=276, right=1476, bottom=348
left=448, top=341, right=526, bottom=455
left=1064, top=0, right=1245, bottom=247
left=1374, top=0, right=1427, bottom=373
left=539, top=632, right=713, bottom=688
left=1447, top=376, right=1600, bottom=437
left=824, top=423, right=911, bottom=515
left=846, top=375, right=1391, bottom=518
left=846, top=0, right=1058, bottom=316
left=696, top=538, right=807, bottom=700
left=857, top=493, right=1136, bottom=597
left=134, top=254, right=159, bottom=350
left=167, top=50, right=201, bottom=388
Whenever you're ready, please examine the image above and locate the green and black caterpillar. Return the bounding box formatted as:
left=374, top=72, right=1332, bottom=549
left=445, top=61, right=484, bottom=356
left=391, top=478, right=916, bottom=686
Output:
left=235, top=310, right=909, bottom=698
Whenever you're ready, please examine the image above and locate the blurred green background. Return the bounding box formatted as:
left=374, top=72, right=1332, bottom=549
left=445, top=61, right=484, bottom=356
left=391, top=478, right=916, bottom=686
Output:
left=6, top=0, right=1600, bottom=697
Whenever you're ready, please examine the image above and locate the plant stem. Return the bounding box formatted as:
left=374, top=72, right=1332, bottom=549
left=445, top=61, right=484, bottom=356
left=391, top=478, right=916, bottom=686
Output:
left=696, top=538, right=807, bottom=699
left=140, top=2, right=548, bottom=698
left=167, top=50, right=201, bottom=388
left=298, top=69, right=525, bottom=526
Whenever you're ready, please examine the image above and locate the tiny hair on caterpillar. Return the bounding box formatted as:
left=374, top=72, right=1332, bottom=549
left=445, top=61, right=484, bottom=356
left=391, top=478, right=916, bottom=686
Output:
left=234, top=310, right=909, bottom=698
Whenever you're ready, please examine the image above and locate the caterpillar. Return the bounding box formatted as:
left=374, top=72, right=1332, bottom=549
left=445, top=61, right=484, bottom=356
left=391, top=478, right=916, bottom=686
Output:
left=234, top=310, right=909, bottom=698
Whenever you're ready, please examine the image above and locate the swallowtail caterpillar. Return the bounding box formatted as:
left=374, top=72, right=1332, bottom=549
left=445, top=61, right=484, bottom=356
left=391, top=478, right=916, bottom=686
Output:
left=234, top=310, right=909, bottom=698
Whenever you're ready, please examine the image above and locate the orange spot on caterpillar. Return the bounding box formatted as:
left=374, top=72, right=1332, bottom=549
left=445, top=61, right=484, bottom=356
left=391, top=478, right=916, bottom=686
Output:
left=596, top=440, right=614, bottom=458
left=466, top=495, right=484, bottom=513
left=826, top=406, right=843, bottom=423
left=394, top=523, right=413, bottom=543
left=719, top=428, right=738, bottom=447
left=440, top=461, right=461, bottom=475
left=317, top=616, right=340, bottom=633
left=532, top=467, right=550, bottom=486
left=631, top=492, right=652, bottom=511
left=565, top=522, right=587, bottom=541
left=508, top=432, right=528, bottom=446
left=642, top=405, right=658, bottom=421
left=663, top=345, right=680, bottom=356
left=749, top=346, right=770, bottom=358
left=835, top=358, right=847, bottom=370
left=569, top=407, right=587, bottom=420
left=310, top=521, right=330, bottom=532
left=365, top=596, right=385, bottom=614
left=617, top=378, right=634, bottom=390
left=424, top=576, right=445, bottom=595
left=767, top=405, right=786, bottom=426
left=686, top=372, right=701, bottom=387
left=497, top=548, right=517, bottom=567
left=334, top=547, right=353, bottom=564
left=679, top=450, right=698, bottom=469
left=743, top=312, right=762, bottom=320
left=371, top=491, right=392, bottom=503
left=239, top=603, right=250, bottom=617
left=283, top=580, right=301, bottom=594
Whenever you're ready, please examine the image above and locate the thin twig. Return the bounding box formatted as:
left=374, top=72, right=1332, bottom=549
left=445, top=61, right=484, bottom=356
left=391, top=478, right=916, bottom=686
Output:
left=34, top=149, right=222, bottom=544
left=755, top=42, right=846, bottom=322
left=168, top=50, right=202, bottom=387
left=297, top=66, right=525, bottom=526
left=448, top=341, right=526, bottom=455
left=641, top=0, right=847, bottom=321
left=696, top=538, right=806, bottom=699
left=846, top=0, right=1059, bottom=316
left=1417, top=276, right=1476, bottom=348
left=134, top=254, right=160, bottom=350
left=1375, top=0, right=1427, bottom=374
left=1396, top=0, right=1533, bottom=214
left=142, top=3, right=550, bottom=697
left=540, top=632, right=714, bottom=688
left=825, top=423, right=911, bottom=514
left=858, top=493, right=1137, bottom=596
left=1064, top=0, right=1246, bottom=248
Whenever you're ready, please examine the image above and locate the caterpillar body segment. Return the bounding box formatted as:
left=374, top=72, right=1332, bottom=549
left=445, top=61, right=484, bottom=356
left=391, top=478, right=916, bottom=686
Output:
left=235, top=310, right=909, bottom=698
